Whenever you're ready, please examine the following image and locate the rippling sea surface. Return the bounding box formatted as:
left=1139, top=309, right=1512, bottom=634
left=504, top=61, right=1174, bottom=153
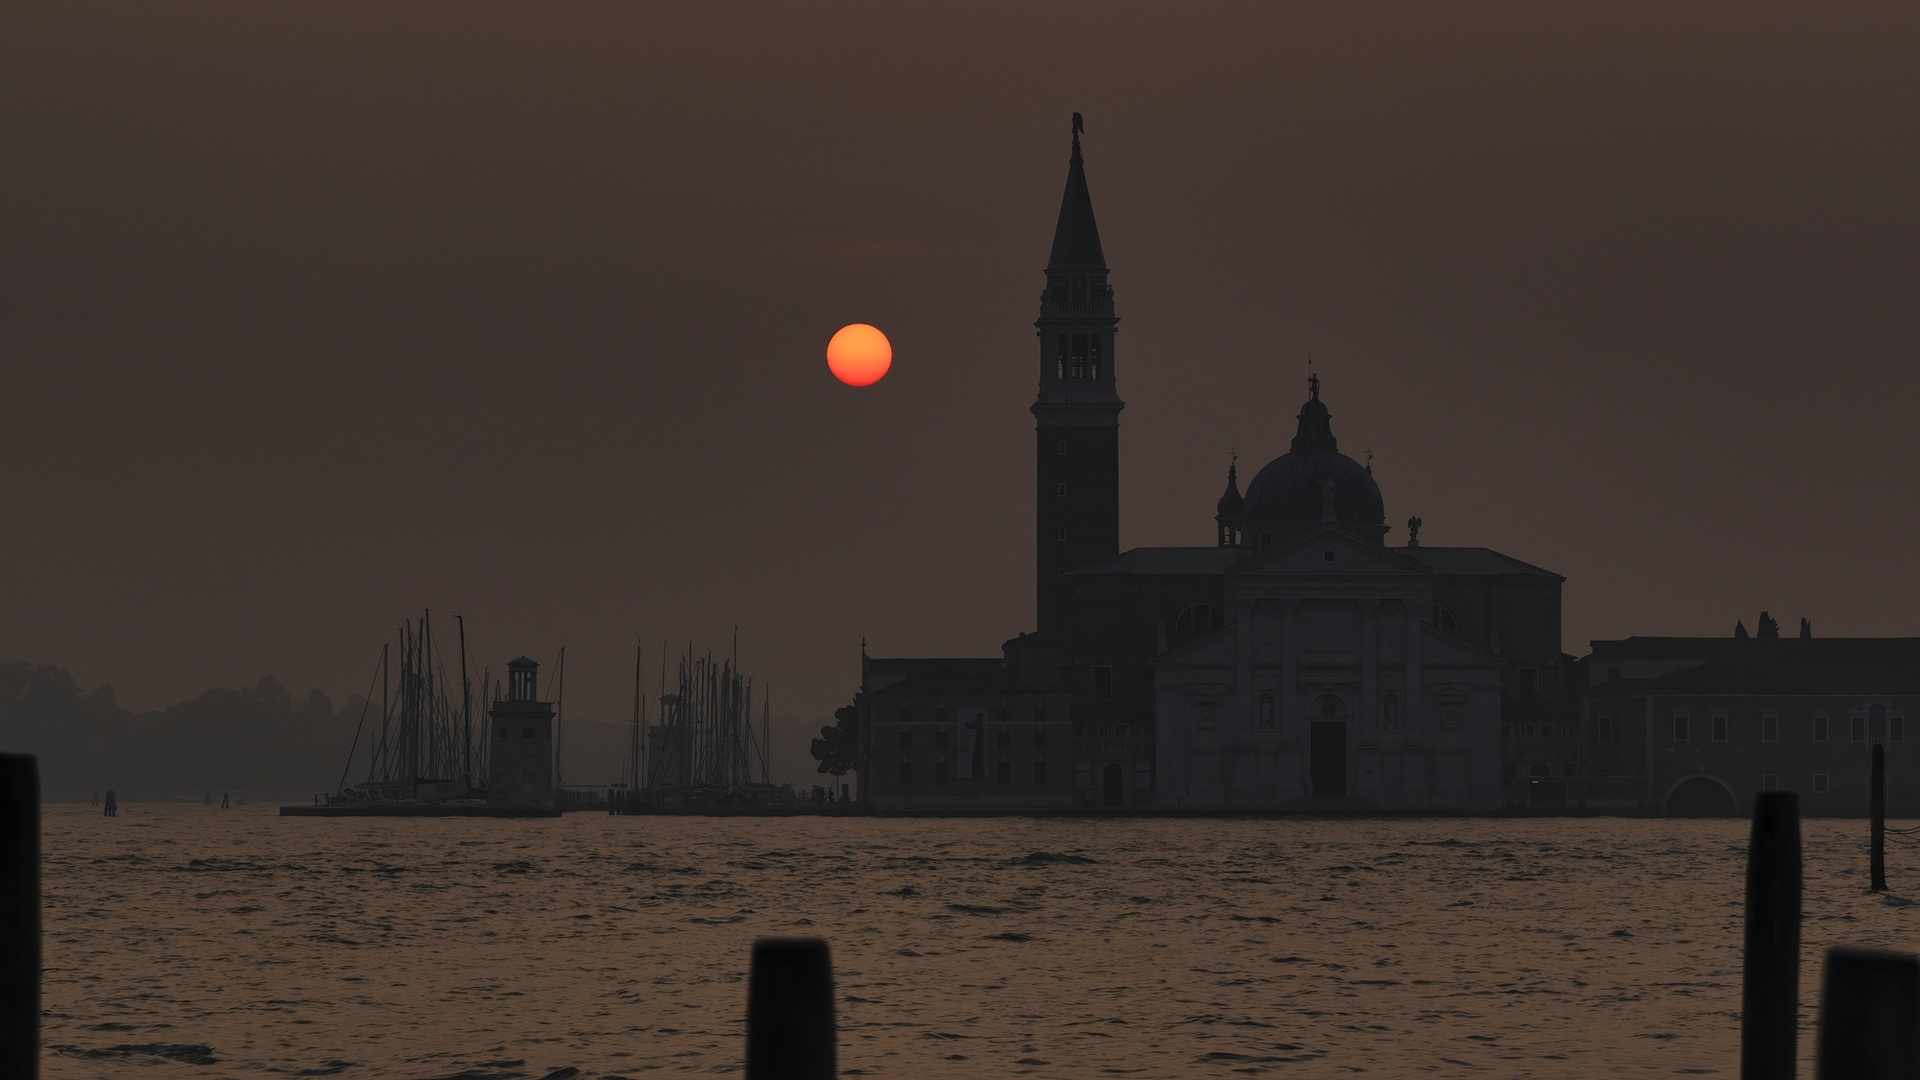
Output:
left=38, top=806, right=1920, bottom=1078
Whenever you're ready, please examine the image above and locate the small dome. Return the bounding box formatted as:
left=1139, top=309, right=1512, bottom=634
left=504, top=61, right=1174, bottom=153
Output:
left=1240, top=380, right=1386, bottom=543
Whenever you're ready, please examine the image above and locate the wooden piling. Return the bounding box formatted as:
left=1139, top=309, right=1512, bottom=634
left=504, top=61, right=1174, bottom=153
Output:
left=1818, top=947, right=1919, bottom=1079
left=1743, top=791, right=1801, bottom=1080
left=747, top=937, right=835, bottom=1080
left=1871, top=743, right=1887, bottom=892
left=0, top=754, right=40, bottom=1080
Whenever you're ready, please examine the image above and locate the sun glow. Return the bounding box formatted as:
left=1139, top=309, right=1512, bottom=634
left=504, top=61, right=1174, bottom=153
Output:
left=826, top=324, right=892, bottom=386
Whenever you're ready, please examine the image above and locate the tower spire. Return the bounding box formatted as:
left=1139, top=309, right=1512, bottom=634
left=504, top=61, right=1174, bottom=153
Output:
left=1048, top=114, right=1106, bottom=270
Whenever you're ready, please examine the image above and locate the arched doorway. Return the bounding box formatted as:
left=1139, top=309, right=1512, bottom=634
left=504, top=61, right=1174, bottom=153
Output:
left=1101, top=762, right=1125, bottom=806
left=1666, top=774, right=1738, bottom=817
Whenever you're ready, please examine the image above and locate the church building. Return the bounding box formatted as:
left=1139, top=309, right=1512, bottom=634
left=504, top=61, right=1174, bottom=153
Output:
left=856, top=120, right=1573, bottom=811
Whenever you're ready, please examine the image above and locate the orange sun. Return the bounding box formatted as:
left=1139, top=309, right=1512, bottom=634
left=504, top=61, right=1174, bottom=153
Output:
left=826, top=324, right=892, bottom=386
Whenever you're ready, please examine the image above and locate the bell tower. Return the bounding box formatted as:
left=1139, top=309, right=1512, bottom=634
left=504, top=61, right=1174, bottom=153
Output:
left=1033, top=114, right=1124, bottom=635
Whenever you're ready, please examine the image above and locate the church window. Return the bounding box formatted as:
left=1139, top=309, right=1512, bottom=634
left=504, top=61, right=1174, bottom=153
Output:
left=1894, top=714, right=1907, bottom=741
left=1058, top=440, right=1068, bottom=455
left=1869, top=704, right=1887, bottom=741
left=996, top=760, right=1011, bottom=784
left=1069, top=334, right=1089, bottom=378
left=1712, top=713, right=1728, bottom=742
left=1175, top=604, right=1224, bottom=630
left=1033, top=727, right=1048, bottom=748
left=898, top=731, right=912, bottom=750
left=1072, top=275, right=1088, bottom=304
left=1813, top=773, right=1830, bottom=794
left=1051, top=275, right=1069, bottom=303
left=1056, top=334, right=1069, bottom=378
left=1258, top=693, right=1275, bottom=729
left=1056, top=526, right=1067, bottom=541
left=1090, top=334, right=1103, bottom=378
left=898, top=762, right=913, bottom=785
left=1057, top=482, right=1067, bottom=497
left=1197, top=701, right=1217, bottom=731
left=1851, top=714, right=1867, bottom=742
left=1673, top=712, right=1690, bottom=741
left=1382, top=693, right=1400, bottom=731
left=1033, top=760, right=1049, bottom=783
left=1762, top=712, right=1778, bottom=742
left=1431, top=606, right=1460, bottom=633
left=1091, top=666, right=1113, bottom=700
left=1813, top=711, right=1829, bottom=741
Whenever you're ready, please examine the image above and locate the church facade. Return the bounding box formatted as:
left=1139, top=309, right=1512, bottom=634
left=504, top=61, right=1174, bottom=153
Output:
left=855, top=121, right=1572, bottom=811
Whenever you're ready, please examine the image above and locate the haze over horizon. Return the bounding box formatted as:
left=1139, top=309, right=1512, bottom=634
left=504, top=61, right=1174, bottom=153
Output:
left=4, top=2, right=1917, bottom=787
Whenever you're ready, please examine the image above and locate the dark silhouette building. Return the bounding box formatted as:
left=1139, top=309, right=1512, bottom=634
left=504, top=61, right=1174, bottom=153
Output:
left=1572, top=630, right=1919, bottom=815
left=487, top=657, right=556, bottom=807
left=856, top=120, right=1573, bottom=810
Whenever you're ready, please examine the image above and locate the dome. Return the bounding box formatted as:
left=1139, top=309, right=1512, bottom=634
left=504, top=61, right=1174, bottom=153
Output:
left=1239, top=379, right=1387, bottom=545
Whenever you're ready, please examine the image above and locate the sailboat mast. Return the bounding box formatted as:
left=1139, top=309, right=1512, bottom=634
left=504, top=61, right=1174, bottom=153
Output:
left=457, top=614, right=472, bottom=789
left=554, top=646, right=567, bottom=786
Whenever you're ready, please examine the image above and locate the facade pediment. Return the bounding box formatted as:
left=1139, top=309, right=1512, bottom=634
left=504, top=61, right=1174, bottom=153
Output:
left=1229, top=526, right=1432, bottom=579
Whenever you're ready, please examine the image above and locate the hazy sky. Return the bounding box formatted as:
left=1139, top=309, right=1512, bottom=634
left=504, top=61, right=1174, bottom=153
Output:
left=4, top=2, right=1917, bottom=783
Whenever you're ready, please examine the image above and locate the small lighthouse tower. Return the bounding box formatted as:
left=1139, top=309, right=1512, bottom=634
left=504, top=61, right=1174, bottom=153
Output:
left=487, top=657, right=556, bottom=806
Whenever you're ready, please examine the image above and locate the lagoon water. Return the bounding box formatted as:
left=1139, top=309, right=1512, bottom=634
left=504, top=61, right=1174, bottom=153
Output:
left=38, top=805, right=1920, bottom=1078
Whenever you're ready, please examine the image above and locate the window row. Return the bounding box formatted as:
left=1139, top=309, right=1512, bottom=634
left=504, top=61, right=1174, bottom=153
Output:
left=900, top=729, right=1048, bottom=750
left=899, top=760, right=1050, bottom=785
left=1502, top=723, right=1575, bottom=738
left=1054, top=333, right=1105, bottom=379
left=1075, top=723, right=1144, bottom=738
left=1661, top=708, right=1906, bottom=744
left=895, top=706, right=1051, bottom=724
left=1763, top=773, right=1832, bottom=794
left=497, top=726, right=540, bottom=739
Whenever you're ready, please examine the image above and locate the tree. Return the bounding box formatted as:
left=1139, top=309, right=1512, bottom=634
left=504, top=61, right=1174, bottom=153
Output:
left=810, top=694, right=861, bottom=777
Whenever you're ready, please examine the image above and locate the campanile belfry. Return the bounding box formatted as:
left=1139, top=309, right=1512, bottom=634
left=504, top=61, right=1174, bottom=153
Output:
left=1033, top=114, right=1125, bottom=634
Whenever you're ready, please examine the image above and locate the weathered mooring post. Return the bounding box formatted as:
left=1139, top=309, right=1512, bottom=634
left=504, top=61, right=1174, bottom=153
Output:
left=1743, top=791, right=1801, bottom=1080
left=0, top=754, right=40, bottom=1080
left=1817, top=947, right=1919, bottom=1078
left=1871, top=743, right=1887, bottom=892
left=747, top=937, right=835, bottom=1080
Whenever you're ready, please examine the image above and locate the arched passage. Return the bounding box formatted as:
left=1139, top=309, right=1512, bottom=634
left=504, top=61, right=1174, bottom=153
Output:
left=1666, top=774, right=1739, bottom=817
